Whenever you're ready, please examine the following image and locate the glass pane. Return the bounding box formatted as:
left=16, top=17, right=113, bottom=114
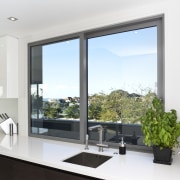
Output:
left=88, top=27, right=157, bottom=145
left=30, top=39, right=80, bottom=139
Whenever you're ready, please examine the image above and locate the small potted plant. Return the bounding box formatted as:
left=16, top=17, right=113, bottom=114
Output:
left=140, top=96, right=180, bottom=165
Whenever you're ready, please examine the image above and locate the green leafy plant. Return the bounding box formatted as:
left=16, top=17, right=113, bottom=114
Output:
left=141, top=96, right=180, bottom=149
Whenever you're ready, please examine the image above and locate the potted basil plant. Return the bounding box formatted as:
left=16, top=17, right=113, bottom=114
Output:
left=140, top=96, right=180, bottom=165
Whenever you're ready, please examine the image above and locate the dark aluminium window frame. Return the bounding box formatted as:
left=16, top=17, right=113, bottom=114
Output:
left=28, top=15, right=164, bottom=151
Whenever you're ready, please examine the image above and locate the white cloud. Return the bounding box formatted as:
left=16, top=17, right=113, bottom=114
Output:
left=108, top=47, right=157, bottom=58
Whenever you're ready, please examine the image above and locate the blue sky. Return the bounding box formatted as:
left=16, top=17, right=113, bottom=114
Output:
left=42, top=40, right=79, bottom=98
left=42, top=26, right=157, bottom=98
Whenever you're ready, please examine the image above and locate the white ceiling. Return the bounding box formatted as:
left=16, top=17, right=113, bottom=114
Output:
left=0, top=0, right=161, bottom=38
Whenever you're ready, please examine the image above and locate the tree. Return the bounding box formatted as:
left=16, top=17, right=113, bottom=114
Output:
left=88, top=93, right=105, bottom=120
left=100, top=110, right=119, bottom=121
left=88, top=89, right=156, bottom=124
left=100, top=90, right=129, bottom=122
left=44, top=101, right=62, bottom=118
left=88, top=103, right=102, bottom=120
left=65, top=104, right=80, bottom=119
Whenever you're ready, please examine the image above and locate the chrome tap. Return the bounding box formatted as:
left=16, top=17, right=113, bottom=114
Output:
left=88, top=125, right=109, bottom=152
left=84, top=134, right=89, bottom=150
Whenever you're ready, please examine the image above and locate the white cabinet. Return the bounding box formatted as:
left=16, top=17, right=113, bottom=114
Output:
left=0, top=36, right=18, bottom=98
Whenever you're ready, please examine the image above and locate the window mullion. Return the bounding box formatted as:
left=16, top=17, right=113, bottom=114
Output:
left=80, top=33, right=88, bottom=143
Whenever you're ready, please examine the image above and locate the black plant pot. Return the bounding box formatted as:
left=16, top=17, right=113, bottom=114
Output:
left=153, top=146, right=172, bottom=165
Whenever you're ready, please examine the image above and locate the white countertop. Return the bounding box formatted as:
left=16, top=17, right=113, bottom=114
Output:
left=0, top=134, right=180, bottom=180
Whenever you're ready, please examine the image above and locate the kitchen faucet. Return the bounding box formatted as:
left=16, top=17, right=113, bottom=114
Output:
left=88, top=125, right=109, bottom=152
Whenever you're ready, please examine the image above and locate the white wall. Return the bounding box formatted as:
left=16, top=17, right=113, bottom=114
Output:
left=0, top=99, right=18, bottom=122
left=18, top=0, right=180, bottom=136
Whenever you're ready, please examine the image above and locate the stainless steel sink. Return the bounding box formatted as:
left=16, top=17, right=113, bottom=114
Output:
left=63, top=152, right=112, bottom=168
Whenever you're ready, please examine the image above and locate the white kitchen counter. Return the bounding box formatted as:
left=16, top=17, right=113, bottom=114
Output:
left=0, top=134, right=180, bottom=180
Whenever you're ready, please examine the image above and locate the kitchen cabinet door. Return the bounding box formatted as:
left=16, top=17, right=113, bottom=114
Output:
left=0, top=36, right=18, bottom=98
left=0, top=154, right=13, bottom=180
left=0, top=155, right=102, bottom=180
